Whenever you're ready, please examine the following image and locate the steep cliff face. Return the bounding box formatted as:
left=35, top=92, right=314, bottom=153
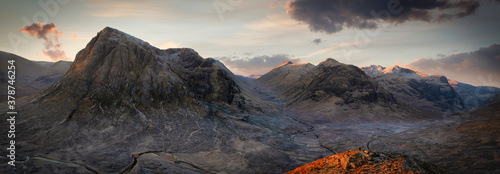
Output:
left=256, top=59, right=421, bottom=123
left=362, top=65, right=466, bottom=115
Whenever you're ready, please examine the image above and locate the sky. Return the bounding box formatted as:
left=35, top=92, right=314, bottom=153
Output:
left=0, top=0, right=499, bottom=87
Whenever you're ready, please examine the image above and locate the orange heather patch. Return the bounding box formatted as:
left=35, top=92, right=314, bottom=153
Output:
left=286, top=151, right=444, bottom=174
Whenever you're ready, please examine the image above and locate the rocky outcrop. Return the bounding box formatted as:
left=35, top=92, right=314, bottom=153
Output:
left=286, top=150, right=446, bottom=174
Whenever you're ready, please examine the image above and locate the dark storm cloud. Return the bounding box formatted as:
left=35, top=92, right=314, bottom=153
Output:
left=312, top=38, right=322, bottom=44
left=19, top=23, right=68, bottom=61
left=285, top=0, right=480, bottom=34
left=217, top=54, right=300, bottom=75
left=407, top=44, right=500, bottom=87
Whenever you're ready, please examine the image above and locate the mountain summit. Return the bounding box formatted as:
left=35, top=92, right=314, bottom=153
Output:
left=46, top=27, right=240, bottom=109
left=362, top=64, right=466, bottom=114
left=362, top=64, right=428, bottom=78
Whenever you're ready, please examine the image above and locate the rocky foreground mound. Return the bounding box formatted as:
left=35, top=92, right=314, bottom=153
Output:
left=286, top=151, right=446, bottom=174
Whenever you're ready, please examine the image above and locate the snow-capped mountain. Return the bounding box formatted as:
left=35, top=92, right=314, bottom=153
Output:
left=362, top=64, right=428, bottom=78
left=362, top=64, right=499, bottom=111
left=362, top=64, right=466, bottom=114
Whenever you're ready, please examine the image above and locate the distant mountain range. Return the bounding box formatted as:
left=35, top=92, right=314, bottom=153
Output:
left=235, top=74, right=262, bottom=81
left=448, top=79, right=500, bottom=109
left=255, top=59, right=429, bottom=124
left=362, top=64, right=499, bottom=114
left=1, top=27, right=499, bottom=173
left=0, top=51, right=71, bottom=102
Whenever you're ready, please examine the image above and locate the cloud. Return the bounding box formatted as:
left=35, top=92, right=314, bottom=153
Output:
left=406, top=44, right=500, bottom=87
left=19, top=23, right=68, bottom=61
left=19, top=23, right=59, bottom=40
left=216, top=54, right=300, bottom=75
left=312, top=38, right=322, bottom=44
left=71, top=33, right=78, bottom=41
left=285, top=0, right=480, bottom=34
left=271, top=0, right=287, bottom=8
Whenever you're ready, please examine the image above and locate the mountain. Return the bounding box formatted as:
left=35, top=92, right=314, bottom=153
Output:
left=448, top=80, right=500, bottom=109
left=235, top=74, right=261, bottom=81
left=0, top=27, right=330, bottom=173
left=0, top=51, right=71, bottom=102
left=362, top=64, right=427, bottom=78
left=286, top=150, right=446, bottom=174
left=255, top=59, right=428, bottom=124
left=470, top=92, right=500, bottom=120
left=362, top=65, right=466, bottom=115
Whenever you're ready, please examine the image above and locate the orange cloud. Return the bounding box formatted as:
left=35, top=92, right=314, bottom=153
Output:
left=71, top=33, right=78, bottom=41
left=19, top=23, right=68, bottom=61
left=42, top=49, right=67, bottom=61
left=19, top=23, right=58, bottom=40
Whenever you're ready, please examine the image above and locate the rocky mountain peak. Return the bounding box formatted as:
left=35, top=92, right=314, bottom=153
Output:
left=361, top=65, right=385, bottom=75
left=275, top=60, right=294, bottom=68
left=365, top=64, right=466, bottom=114
left=362, top=64, right=428, bottom=78
left=382, top=65, right=412, bottom=74
left=39, top=27, right=242, bottom=110
left=318, top=58, right=342, bottom=67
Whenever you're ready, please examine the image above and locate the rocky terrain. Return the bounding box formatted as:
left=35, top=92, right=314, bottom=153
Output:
left=0, top=27, right=498, bottom=173
left=286, top=150, right=446, bottom=174
left=365, top=96, right=500, bottom=173
left=0, top=51, right=71, bottom=102
left=362, top=65, right=466, bottom=115
left=286, top=95, right=500, bottom=174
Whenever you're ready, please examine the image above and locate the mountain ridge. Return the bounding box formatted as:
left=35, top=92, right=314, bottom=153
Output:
left=256, top=58, right=431, bottom=124
left=362, top=64, right=466, bottom=114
